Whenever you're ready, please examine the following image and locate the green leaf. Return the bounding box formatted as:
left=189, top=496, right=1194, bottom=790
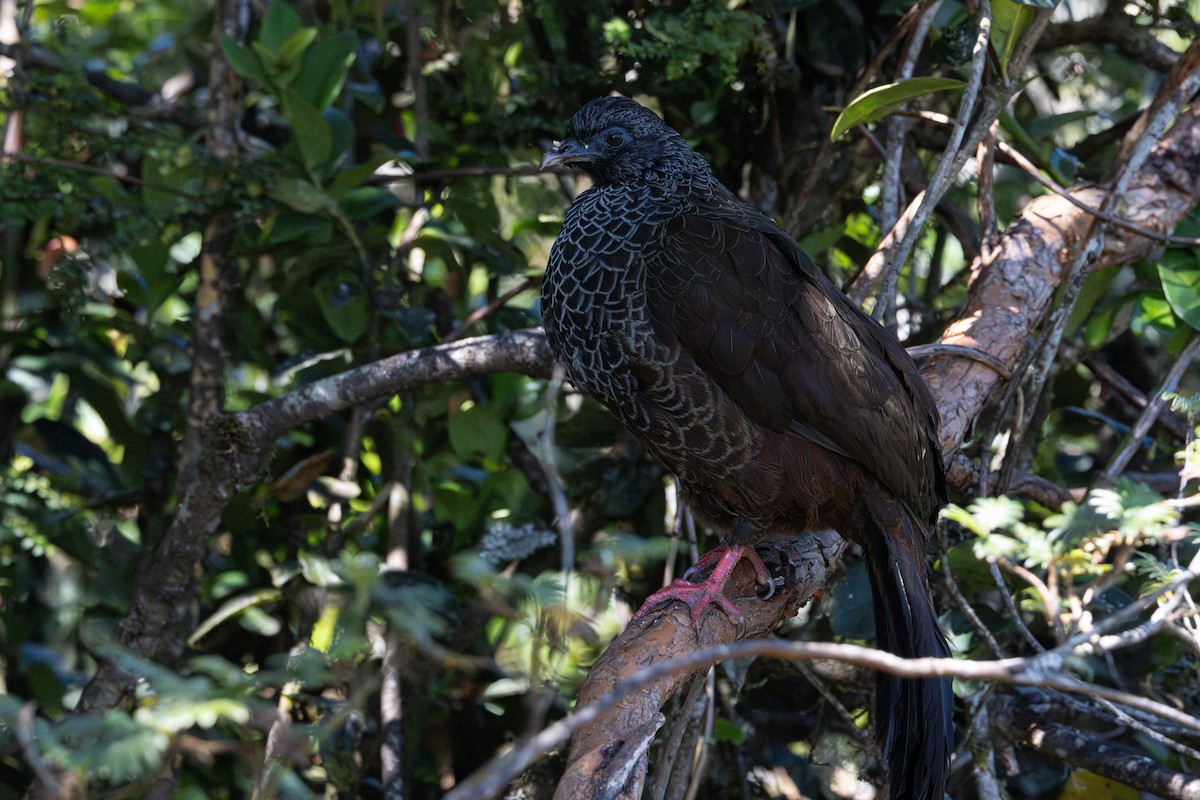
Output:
left=292, top=31, right=357, bottom=110
left=1083, top=302, right=1119, bottom=349
left=270, top=177, right=338, bottom=215
left=315, top=274, right=368, bottom=343
left=992, top=0, right=1053, bottom=79
left=1158, top=249, right=1200, bottom=331
left=830, top=77, right=965, bottom=141
left=711, top=717, right=747, bottom=745
left=219, top=35, right=267, bottom=82
left=690, top=99, right=718, bottom=127
left=448, top=404, right=508, bottom=462
left=328, top=153, right=394, bottom=197
left=284, top=91, right=332, bottom=171
left=1131, top=290, right=1177, bottom=335
left=274, top=28, right=318, bottom=69
left=1028, top=109, right=1095, bottom=140
left=259, top=1, right=305, bottom=57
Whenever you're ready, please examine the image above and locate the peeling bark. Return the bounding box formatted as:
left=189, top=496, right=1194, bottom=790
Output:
left=924, top=103, right=1200, bottom=466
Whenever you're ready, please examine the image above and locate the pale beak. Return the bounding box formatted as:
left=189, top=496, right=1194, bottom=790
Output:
left=540, top=139, right=592, bottom=170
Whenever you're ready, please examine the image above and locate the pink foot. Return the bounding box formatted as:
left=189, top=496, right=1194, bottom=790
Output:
left=632, top=544, right=775, bottom=628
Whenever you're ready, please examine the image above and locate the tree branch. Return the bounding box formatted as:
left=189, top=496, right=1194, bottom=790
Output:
left=75, top=330, right=554, bottom=713
left=991, top=696, right=1200, bottom=800
left=552, top=531, right=847, bottom=800
left=923, top=102, right=1200, bottom=464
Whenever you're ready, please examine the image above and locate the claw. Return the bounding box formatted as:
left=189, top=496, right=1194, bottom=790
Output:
left=632, top=543, right=776, bottom=630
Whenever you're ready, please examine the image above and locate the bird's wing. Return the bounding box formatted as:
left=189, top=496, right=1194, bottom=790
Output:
left=643, top=206, right=945, bottom=518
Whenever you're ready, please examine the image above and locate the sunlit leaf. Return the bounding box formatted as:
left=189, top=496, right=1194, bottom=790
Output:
left=1158, top=249, right=1200, bottom=331
left=992, top=0, right=1053, bottom=79
left=258, top=1, right=306, bottom=57
left=1131, top=291, right=1177, bottom=335
left=830, top=77, right=965, bottom=141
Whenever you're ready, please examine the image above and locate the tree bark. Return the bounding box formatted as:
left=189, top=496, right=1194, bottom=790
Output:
left=923, top=102, right=1200, bottom=483
left=553, top=531, right=847, bottom=800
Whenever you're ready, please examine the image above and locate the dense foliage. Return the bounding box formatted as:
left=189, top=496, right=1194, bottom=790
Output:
left=0, top=0, right=1198, bottom=799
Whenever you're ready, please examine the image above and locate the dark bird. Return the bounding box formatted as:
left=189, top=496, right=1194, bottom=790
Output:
left=540, top=96, right=952, bottom=800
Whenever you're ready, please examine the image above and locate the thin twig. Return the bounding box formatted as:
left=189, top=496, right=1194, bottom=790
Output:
left=937, top=523, right=1006, bottom=658
left=880, top=2, right=942, bottom=237
left=373, top=163, right=549, bottom=184
left=648, top=671, right=708, bottom=800
left=1096, top=697, right=1200, bottom=762
left=444, top=637, right=1200, bottom=800
left=871, top=0, right=992, bottom=321
left=381, top=478, right=412, bottom=800
left=1099, top=335, right=1200, bottom=484
left=404, top=0, right=428, bottom=159
left=443, top=276, right=541, bottom=343
left=537, top=365, right=574, bottom=585
left=907, top=342, right=1013, bottom=378
left=2, top=151, right=202, bottom=199
left=683, top=670, right=717, bottom=800
left=996, top=555, right=1065, bottom=643
left=997, top=139, right=1200, bottom=245
left=796, top=660, right=874, bottom=745
left=989, top=559, right=1046, bottom=653
left=896, top=107, right=1200, bottom=247
left=16, top=703, right=64, bottom=799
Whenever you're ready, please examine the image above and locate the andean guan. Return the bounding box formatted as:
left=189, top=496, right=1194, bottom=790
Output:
left=539, top=96, right=952, bottom=800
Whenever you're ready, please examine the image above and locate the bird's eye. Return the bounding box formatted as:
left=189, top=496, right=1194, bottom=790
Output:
left=603, top=129, right=626, bottom=148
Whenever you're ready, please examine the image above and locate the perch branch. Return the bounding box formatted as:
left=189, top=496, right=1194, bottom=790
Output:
left=552, top=531, right=847, bottom=800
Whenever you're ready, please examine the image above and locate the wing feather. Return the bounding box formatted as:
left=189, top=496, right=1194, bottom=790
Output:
left=645, top=206, right=945, bottom=519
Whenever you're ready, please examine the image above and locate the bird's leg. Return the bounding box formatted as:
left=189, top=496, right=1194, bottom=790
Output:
left=632, top=543, right=776, bottom=628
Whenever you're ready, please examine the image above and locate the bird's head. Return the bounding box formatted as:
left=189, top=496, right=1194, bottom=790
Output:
left=540, top=96, right=693, bottom=185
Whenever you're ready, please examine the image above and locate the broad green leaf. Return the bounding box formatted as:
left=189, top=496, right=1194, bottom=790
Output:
left=328, top=153, right=395, bottom=197
left=1068, top=266, right=1119, bottom=338
left=284, top=92, right=332, bottom=170
left=292, top=31, right=357, bottom=110
left=219, top=35, right=266, bottom=82
left=259, top=1, right=305, bottom=57
left=127, top=239, right=177, bottom=314
left=1158, top=249, right=1200, bottom=331
left=1131, top=290, right=1177, bottom=335
left=830, top=77, right=965, bottom=141
left=315, top=275, right=368, bottom=343
left=274, top=27, right=318, bottom=70
left=433, top=479, right=486, bottom=534
left=448, top=404, right=508, bottom=463
left=269, top=176, right=338, bottom=215
left=992, top=0, right=1055, bottom=79
left=189, top=588, right=284, bottom=646
left=1083, top=302, right=1119, bottom=349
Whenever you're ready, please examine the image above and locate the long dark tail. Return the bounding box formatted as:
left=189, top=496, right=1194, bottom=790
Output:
left=863, top=498, right=953, bottom=800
